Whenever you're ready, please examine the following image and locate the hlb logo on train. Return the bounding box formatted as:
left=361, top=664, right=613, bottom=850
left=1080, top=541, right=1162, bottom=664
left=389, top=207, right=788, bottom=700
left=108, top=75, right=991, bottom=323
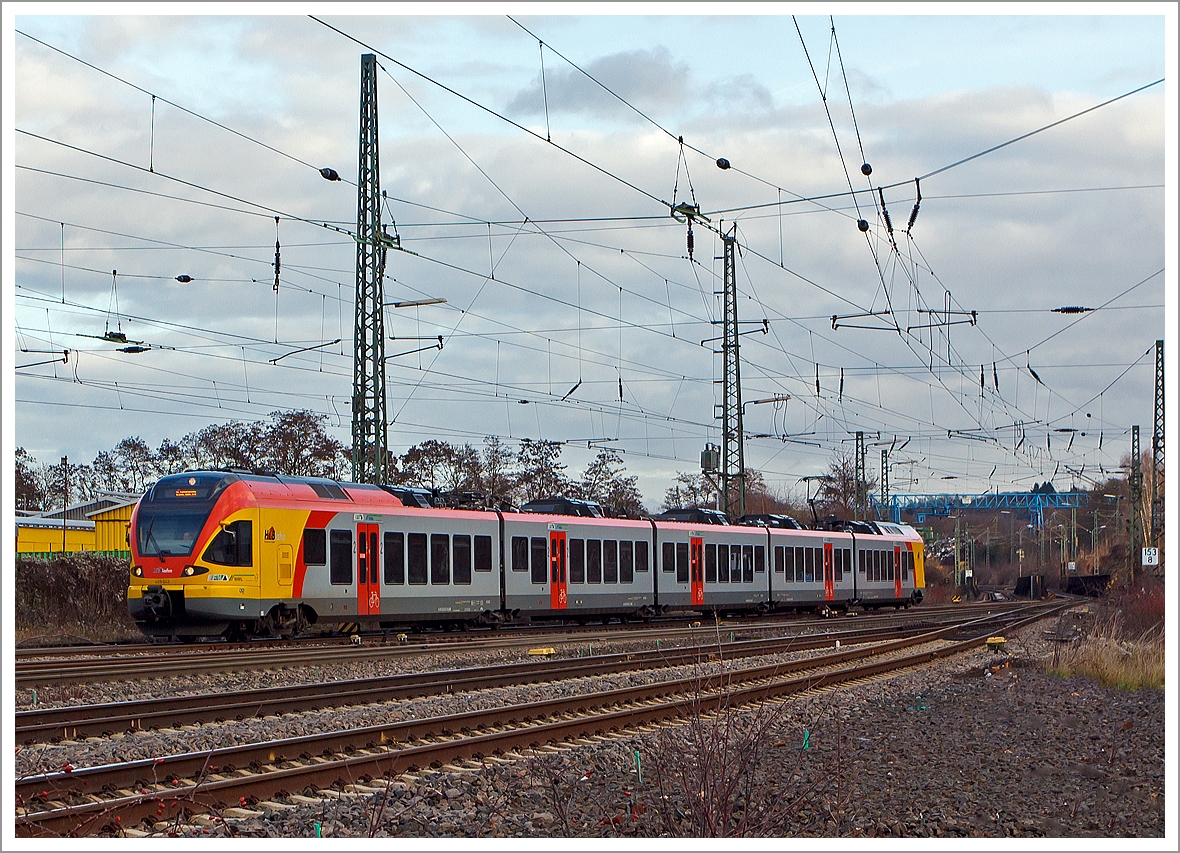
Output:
left=264, top=527, right=277, bottom=541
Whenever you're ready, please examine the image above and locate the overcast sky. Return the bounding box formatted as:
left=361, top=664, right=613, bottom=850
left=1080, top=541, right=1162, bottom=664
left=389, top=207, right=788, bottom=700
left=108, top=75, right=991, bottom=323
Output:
left=5, top=4, right=1176, bottom=509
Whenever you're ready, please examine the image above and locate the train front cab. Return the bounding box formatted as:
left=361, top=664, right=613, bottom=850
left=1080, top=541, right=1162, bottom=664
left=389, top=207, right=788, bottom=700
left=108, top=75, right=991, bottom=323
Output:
left=128, top=472, right=265, bottom=639
left=852, top=523, right=924, bottom=608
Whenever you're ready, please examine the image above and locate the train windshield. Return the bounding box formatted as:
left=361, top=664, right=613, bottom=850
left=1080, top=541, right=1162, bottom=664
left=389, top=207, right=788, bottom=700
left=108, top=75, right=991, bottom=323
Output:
left=136, top=472, right=239, bottom=557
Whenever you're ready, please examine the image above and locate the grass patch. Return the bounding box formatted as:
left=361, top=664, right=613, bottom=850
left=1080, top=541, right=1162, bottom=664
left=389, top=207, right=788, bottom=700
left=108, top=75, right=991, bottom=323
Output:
left=1051, top=632, right=1165, bottom=690
left=1049, top=581, right=1165, bottom=691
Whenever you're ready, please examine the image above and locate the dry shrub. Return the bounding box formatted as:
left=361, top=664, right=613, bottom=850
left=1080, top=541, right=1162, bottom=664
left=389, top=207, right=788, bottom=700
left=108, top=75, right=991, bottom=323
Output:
left=649, top=694, right=810, bottom=836
left=1108, top=579, right=1165, bottom=640
left=1051, top=580, right=1165, bottom=690
left=15, top=553, right=140, bottom=642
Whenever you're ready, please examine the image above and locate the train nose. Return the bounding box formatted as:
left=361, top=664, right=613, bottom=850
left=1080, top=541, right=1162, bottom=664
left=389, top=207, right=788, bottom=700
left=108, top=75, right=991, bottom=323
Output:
left=142, top=585, right=172, bottom=617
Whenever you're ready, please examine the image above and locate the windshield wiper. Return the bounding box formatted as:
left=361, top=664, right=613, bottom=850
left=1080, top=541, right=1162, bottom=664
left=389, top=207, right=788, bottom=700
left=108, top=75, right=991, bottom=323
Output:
left=142, top=517, right=165, bottom=561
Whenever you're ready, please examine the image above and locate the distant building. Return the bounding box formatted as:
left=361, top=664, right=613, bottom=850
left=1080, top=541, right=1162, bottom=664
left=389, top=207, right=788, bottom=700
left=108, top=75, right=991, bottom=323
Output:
left=15, top=493, right=139, bottom=557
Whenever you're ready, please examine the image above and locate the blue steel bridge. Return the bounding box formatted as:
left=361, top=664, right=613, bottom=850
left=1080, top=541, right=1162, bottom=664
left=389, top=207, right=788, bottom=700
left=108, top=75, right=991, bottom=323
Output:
left=871, top=491, right=1090, bottom=529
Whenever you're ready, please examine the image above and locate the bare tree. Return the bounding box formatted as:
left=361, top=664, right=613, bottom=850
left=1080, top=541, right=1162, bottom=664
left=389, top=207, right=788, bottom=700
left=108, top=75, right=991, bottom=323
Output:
left=577, top=448, right=646, bottom=517
left=395, top=439, right=480, bottom=493
left=515, top=438, right=569, bottom=503
left=259, top=410, right=347, bottom=478
left=190, top=420, right=264, bottom=470
left=818, top=451, right=876, bottom=518
left=662, top=471, right=717, bottom=512
left=479, top=435, right=516, bottom=505
left=15, top=447, right=46, bottom=511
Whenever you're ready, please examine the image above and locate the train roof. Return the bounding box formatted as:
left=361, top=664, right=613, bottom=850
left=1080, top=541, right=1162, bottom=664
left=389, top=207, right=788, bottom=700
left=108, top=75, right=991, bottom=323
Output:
left=144, top=469, right=404, bottom=509
left=520, top=496, right=605, bottom=517
left=653, top=507, right=730, bottom=525
left=736, top=513, right=804, bottom=529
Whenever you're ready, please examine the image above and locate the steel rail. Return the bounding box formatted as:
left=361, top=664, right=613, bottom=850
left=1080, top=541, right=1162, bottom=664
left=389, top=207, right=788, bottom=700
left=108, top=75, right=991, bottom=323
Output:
left=17, top=619, right=958, bottom=742
left=15, top=603, right=1065, bottom=836
left=14, top=602, right=1035, bottom=686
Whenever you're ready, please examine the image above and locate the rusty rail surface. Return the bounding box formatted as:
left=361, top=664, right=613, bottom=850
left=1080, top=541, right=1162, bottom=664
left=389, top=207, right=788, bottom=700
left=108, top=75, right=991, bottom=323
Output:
left=15, top=602, right=1066, bottom=837
left=14, top=601, right=1036, bottom=687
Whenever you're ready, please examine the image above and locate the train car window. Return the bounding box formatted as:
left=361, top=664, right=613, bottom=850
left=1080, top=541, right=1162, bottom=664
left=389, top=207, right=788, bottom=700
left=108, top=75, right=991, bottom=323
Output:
left=755, top=545, right=766, bottom=574
left=203, top=519, right=252, bottom=567
left=368, top=532, right=378, bottom=584
left=742, top=545, right=755, bottom=582
left=858, top=549, right=866, bottom=574
left=619, top=540, right=634, bottom=584
left=304, top=528, right=326, bottom=566
left=603, top=540, right=618, bottom=583
left=730, top=546, right=742, bottom=584
left=531, top=537, right=547, bottom=585
left=706, top=543, right=718, bottom=583
left=869, top=550, right=877, bottom=582
left=408, top=533, right=428, bottom=585
left=773, top=545, right=784, bottom=575
left=329, top=529, right=352, bottom=585
left=474, top=535, right=492, bottom=572
left=804, top=547, right=814, bottom=583
left=662, top=542, right=675, bottom=573
left=453, top=535, right=472, bottom=585
left=431, top=534, right=451, bottom=585
left=635, top=540, right=649, bottom=572
left=834, top=549, right=842, bottom=583
left=888, top=550, right=895, bottom=581
left=512, top=536, right=528, bottom=572
left=384, top=532, right=405, bottom=585
left=587, top=539, right=602, bottom=583
left=676, top=542, right=690, bottom=584
left=569, top=538, right=585, bottom=583
left=843, top=549, right=852, bottom=579
left=717, top=544, right=729, bottom=583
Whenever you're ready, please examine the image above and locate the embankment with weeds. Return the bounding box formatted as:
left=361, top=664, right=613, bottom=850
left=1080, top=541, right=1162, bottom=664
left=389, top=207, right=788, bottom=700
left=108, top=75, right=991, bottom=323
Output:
left=15, top=553, right=142, bottom=643
left=1049, top=581, right=1165, bottom=690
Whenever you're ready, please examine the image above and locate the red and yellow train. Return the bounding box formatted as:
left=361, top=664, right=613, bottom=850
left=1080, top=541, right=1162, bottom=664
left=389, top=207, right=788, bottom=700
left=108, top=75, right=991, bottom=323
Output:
left=128, top=469, right=925, bottom=640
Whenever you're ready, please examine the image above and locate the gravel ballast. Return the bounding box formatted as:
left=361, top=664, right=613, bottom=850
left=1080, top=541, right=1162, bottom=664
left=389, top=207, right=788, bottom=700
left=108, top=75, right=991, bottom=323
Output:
left=16, top=617, right=1166, bottom=838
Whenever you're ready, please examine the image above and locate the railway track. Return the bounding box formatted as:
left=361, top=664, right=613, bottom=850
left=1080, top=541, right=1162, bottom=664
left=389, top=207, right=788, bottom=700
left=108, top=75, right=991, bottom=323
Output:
left=14, top=601, right=1035, bottom=688
left=15, top=601, right=1067, bottom=837
left=16, top=619, right=959, bottom=743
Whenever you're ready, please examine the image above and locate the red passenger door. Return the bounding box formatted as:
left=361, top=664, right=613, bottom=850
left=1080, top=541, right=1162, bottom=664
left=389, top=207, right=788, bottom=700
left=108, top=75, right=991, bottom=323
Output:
left=357, top=523, right=380, bottom=616
left=549, top=529, right=567, bottom=610
left=823, top=542, right=835, bottom=601
left=894, top=544, right=903, bottom=600
left=690, top=537, right=704, bottom=606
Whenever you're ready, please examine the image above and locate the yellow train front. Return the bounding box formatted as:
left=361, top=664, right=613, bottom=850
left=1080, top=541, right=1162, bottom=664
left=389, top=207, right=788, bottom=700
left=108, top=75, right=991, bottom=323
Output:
left=127, top=469, right=404, bottom=640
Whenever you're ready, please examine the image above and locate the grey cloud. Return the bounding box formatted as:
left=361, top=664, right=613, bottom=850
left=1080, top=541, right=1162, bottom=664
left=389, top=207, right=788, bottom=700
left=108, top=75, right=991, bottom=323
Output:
left=506, top=46, right=691, bottom=121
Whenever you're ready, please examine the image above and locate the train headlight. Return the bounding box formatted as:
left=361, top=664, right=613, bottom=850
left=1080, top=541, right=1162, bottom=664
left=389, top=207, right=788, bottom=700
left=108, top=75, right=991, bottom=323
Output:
left=133, top=566, right=143, bottom=577
left=181, top=565, right=208, bottom=577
